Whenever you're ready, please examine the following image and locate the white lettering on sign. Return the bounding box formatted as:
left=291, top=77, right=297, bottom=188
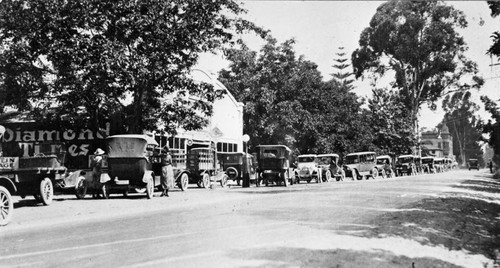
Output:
left=68, top=144, right=90, bottom=157
left=0, top=123, right=110, bottom=143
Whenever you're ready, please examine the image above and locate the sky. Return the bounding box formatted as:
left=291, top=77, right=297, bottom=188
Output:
left=196, top=1, right=500, bottom=130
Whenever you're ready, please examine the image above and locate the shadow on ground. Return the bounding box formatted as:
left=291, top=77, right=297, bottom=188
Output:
left=230, top=247, right=460, bottom=268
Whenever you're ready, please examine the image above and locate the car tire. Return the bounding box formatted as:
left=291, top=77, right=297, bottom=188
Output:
left=75, top=176, right=87, bottom=199
left=324, top=170, right=332, bottom=182
left=352, top=170, right=358, bottom=181
left=0, top=186, right=13, bottom=226
left=202, top=173, right=210, bottom=189
left=146, top=176, right=154, bottom=199
left=220, top=174, right=228, bottom=188
left=39, top=178, right=53, bottom=206
left=178, top=173, right=189, bottom=191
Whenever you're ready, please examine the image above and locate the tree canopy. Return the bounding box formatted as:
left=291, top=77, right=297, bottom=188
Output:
left=0, top=0, right=265, bottom=134
left=352, top=0, right=483, bottom=136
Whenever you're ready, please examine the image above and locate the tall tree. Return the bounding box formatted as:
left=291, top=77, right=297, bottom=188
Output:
left=330, top=47, right=354, bottom=91
left=352, top=1, right=483, bottom=141
left=0, top=0, right=265, bottom=135
left=441, top=92, right=483, bottom=165
left=481, top=96, right=500, bottom=169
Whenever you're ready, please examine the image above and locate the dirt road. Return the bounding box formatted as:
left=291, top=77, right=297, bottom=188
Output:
left=0, top=169, right=498, bottom=267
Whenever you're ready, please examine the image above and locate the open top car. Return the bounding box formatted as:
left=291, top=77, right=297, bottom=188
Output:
left=376, top=155, right=394, bottom=178
left=317, top=153, right=345, bottom=181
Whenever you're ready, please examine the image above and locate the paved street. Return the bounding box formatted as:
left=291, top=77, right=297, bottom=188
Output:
left=0, top=170, right=497, bottom=267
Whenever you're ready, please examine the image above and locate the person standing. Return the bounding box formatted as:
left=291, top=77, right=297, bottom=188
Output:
left=160, top=147, right=174, bottom=197
left=489, top=160, right=493, bottom=174
left=91, top=148, right=105, bottom=199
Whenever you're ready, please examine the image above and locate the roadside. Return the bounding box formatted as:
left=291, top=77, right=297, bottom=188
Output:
left=360, top=170, right=500, bottom=267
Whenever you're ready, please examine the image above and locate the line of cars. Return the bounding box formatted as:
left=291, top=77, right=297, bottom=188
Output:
left=0, top=137, right=458, bottom=226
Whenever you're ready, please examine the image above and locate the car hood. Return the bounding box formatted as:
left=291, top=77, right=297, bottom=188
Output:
left=298, top=163, right=316, bottom=169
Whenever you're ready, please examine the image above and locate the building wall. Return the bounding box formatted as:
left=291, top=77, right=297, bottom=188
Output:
left=421, top=126, right=455, bottom=160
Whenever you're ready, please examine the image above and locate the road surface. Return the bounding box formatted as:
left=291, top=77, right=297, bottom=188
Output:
left=0, top=170, right=495, bottom=267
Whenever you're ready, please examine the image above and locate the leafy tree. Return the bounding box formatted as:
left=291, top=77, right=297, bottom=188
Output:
left=0, top=0, right=265, bottom=134
left=441, top=92, right=483, bottom=165
left=368, top=88, right=414, bottom=155
left=487, top=1, right=500, bottom=57
left=352, top=1, right=483, bottom=139
left=481, top=96, right=500, bottom=168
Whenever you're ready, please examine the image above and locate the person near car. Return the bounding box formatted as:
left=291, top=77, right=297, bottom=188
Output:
left=91, top=148, right=105, bottom=199
left=160, top=147, right=174, bottom=197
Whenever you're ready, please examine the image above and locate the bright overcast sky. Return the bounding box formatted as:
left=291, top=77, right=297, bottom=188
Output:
left=197, top=1, right=500, bottom=130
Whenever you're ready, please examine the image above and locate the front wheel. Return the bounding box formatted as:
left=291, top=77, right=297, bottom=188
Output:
left=371, top=168, right=379, bottom=179
left=179, top=173, right=189, bottom=191
left=352, top=170, right=358, bottom=181
left=39, top=178, right=53, bottom=205
left=0, top=186, right=13, bottom=226
left=202, top=174, right=210, bottom=189
left=75, top=176, right=87, bottom=199
left=324, top=171, right=332, bottom=182
left=146, top=176, right=154, bottom=199
left=220, top=174, right=228, bottom=188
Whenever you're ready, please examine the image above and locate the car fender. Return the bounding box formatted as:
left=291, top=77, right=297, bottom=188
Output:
left=0, top=176, right=16, bottom=194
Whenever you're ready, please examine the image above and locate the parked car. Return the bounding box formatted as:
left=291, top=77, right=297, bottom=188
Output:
left=376, top=155, right=394, bottom=178
left=295, top=154, right=322, bottom=183
left=317, top=153, right=345, bottom=181
left=395, top=155, right=417, bottom=176
left=468, top=158, right=480, bottom=171
left=421, top=156, right=437, bottom=174
left=414, top=156, right=423, bottom=175
left=186, top=147, right=219, bottom=189
left=218, top=152, right=257, bottom=187
left=434, top=158, right=445, bottom=173
left=256, top=145, right=295, bottom=187
left=101, top=134, right=159, bottom=199
left=343, top=152, right=379, bottom=180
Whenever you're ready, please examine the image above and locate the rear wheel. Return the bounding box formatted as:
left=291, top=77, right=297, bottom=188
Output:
left=146, top=176, right=154, bottom=199
left=179, top=173, right=189, bottom=191
left=371, top=168, right=378, bottom=179
left=39, top=178, right=53, bottom=205
left=75, top=176, right=87, bottom=199
left=0, top=186, right=13, bottom=226
left=352, top=170, right=358, bottom=181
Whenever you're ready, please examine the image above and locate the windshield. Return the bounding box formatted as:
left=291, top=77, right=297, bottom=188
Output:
left=398, top=157, right=413, bottom=163
left=376, top=158, right=389, bottom=165
left=262, top=149, right=278, bottom=158
left=422, top=158, right=433, bottom=164
left=318, top=157, right=334, bottom=165
left=346, top=155, right=359, bottom=164
left=220, top=154, right=242, bottom=164
left=298, top=156, right=315, bottom=163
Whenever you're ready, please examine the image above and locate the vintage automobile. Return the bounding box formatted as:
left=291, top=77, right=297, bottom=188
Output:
left=186, top=147, right=220, bottom=189
left=421, top=156, right=437, bottom=174
left=343, top=152, right=379, bottom=180
left=0, top=146, right=68, bottom=225
left=256, top=145, right=295, bottom=187
left=100, top=134, right=159, bottom=199
left=414, top=156, right=423, bottom=175
left=434, top=158, right=445, bottom=173
left=468, top=158, right=480, bottom=171
left=295, top=154, right=322, bottom=183
left=317, top=153, right=345, bottom=182
left=218, top=152, right=257, bottom=187
left=395, top=155, right=417, bottom=176
left=376, top=155, right=394, bottom=178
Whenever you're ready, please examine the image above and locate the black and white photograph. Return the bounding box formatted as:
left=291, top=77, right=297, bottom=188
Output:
left=0, top=0, right=500, bottom=267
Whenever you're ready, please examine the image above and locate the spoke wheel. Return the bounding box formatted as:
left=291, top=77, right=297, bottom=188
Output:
left=39, top=178, right=53, bottom=206
left=220, top=174, right=228, bottom=188
left=324, top=171, right=332, bottom=182
left=179, top=173, right=189, bottom=191
left=371, top=168, right=378, bottom=179
left=202, top=174, right=210, bottom=189
left=75, top=176, right=87, bottom=199
left=146, top=176, right=154, bottom=199
left=0, top=186, right=13, bottom=226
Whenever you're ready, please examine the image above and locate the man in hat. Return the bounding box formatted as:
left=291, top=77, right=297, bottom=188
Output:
left=91, top=148, right=105, bottom=198
left=160, top=146, right=174, bottom=197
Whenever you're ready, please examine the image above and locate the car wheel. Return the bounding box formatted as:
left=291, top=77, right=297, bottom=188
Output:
left=220, top=174, right=228, bottom=188
left=324, top=171, right=332, bottom=182
left=39, top=178, right=53, bottom=206
left=0, top=186, right=13, bottom=226
left=179, top=173, right=189, bottom=191
left=371, top=168, right=379, bottom=179
left=75, top=176, right=87, bottom=199
left=202, top=173, right=210, bottom=189
left=352, top=170, right=358, bottom=181
left=146, top=176, right=154, bottom=199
